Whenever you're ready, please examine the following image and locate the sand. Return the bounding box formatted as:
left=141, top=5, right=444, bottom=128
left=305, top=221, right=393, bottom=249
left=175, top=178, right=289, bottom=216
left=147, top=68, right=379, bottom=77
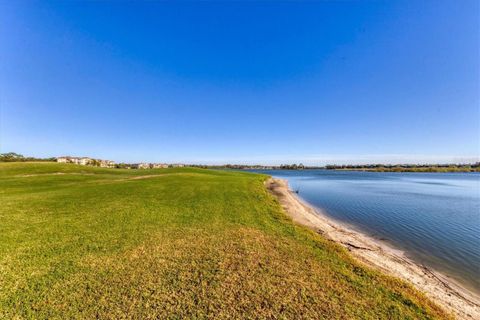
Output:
left=266, top=178, right=480, bottom=320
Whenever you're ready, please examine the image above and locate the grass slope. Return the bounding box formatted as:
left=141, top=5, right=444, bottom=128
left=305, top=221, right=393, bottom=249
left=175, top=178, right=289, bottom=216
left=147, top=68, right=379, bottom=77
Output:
left=0, top=162, right=451, bottom=319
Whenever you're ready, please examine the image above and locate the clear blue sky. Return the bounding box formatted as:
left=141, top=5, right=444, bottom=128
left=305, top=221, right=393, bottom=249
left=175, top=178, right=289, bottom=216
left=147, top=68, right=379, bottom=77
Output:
left=1, top=1, right=478, bottom=165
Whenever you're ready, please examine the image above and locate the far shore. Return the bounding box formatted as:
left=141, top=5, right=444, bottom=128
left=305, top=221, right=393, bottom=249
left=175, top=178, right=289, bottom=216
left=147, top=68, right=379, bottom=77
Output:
left=266, top=178, right=480, bottom=320
left=331, top=168, right=480, bottom=173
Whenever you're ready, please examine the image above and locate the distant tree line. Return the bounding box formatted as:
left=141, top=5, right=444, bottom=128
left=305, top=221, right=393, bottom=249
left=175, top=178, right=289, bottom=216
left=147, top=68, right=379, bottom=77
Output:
left=189, top=164, right=271, bottom=170
left=325, top=163, right=480, bottom=172
left=0, top=152, right=56, bottom=162
left=189, top=163, right=321, bottom=170
left=3, top=152, right=476, bottom=172
left=279, top=164, right=305, bottom=170
left=115, top=163, right=131, bottom=169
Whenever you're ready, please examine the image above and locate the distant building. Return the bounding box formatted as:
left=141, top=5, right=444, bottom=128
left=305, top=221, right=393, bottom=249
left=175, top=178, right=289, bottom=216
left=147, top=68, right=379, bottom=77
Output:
left=170, top=164, right=185, bottom=168
left=151, top=163, right=168, bottom=169
left=57, top=157, right=69, bottom=163
left=78, top=157, right=93, bottom=166
left=56, top=156, right=114, bottom=168
left=138, top=163, right=150, bottom=169
left=99, top=160, right=115, bottom=168
left=56, top=156, right=81, bottom=164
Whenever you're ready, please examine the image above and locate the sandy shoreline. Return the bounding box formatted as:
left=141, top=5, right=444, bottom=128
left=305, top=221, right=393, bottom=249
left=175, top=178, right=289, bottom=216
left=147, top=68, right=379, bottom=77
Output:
left=266, top=178, right=480, bottom=319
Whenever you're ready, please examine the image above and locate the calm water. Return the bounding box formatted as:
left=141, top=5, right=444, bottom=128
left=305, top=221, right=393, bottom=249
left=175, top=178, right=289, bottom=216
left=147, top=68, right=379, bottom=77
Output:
left=252, top=170, right=480, bottom=293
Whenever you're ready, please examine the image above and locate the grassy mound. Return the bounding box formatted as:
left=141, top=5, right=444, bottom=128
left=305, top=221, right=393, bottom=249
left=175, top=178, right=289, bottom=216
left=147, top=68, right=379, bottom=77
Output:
left=0, top=162, right=451, bottom=319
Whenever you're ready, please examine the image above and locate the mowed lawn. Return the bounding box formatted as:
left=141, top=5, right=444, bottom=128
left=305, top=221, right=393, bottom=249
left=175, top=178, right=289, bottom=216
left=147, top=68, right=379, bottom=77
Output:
left=0, top=162, right=450, bottom=319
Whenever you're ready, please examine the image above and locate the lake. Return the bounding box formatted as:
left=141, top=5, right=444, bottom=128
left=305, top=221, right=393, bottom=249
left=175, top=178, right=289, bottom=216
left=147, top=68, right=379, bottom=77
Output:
left=252, top=170, right=480, bottom=293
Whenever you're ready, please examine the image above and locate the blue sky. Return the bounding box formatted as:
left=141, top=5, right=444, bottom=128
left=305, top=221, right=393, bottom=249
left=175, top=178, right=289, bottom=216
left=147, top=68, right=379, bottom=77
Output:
left=1, top=1, right=478, bottom=165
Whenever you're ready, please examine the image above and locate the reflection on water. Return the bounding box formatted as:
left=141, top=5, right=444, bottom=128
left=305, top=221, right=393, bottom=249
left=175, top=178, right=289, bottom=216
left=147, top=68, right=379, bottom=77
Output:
left=252, top=170, right=480, bottom=293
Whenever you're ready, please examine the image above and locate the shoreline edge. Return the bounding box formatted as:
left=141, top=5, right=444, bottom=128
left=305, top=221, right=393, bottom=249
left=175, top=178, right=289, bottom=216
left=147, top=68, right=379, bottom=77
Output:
left=266, top=177, right=480, bottom=320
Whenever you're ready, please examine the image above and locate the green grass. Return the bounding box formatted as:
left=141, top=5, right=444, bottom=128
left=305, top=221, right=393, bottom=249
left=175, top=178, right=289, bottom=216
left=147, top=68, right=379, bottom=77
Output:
left=0, top=162, right=451, bottom=319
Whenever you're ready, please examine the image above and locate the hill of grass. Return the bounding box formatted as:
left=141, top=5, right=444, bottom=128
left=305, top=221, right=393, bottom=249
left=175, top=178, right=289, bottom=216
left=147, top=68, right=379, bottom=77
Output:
left=0, top=162, right=451, bottom=319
